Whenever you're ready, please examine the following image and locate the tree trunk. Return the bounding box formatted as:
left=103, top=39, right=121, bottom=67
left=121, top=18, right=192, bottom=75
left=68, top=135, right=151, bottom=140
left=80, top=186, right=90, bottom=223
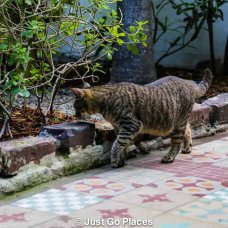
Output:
left=207, top=0, right=216, bottom=76
left=111, top=0, right=157, bottom=84
left=223, top=36, right=228, bottom=76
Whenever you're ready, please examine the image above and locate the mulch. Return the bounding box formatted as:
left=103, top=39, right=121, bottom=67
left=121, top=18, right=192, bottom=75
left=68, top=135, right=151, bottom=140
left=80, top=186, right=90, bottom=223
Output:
left=5, top=107, right=77, bottom=140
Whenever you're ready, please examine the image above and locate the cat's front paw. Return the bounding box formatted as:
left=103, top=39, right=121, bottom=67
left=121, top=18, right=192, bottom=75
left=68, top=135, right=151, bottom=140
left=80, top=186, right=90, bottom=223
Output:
left=137, top=142, right=150, bottom=154
left=181, top=147, right=192, bottom=154
left=161, top=154, right=175, bottom=163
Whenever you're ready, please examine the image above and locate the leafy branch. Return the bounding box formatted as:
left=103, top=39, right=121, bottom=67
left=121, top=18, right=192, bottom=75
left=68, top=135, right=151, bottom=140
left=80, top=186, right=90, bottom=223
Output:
left=0, top=0, right=148, bottom=139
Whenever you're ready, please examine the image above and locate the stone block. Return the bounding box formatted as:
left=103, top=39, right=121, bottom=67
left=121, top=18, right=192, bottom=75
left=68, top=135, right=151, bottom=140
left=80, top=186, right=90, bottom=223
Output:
left=190, top=103, right=212, bottom=126
left=0, top=136, right=56, bottom=176
left=40, top=121, right=95, bottom=153
left=95, top=120, right=116, bottom=144
left=203, top=93, right=228, bottom=124
left=94, top=120, right=116, bottom=155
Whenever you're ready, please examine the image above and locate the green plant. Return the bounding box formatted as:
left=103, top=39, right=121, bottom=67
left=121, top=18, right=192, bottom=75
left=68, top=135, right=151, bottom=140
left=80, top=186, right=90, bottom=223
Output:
left=0, top=0, right=147, bottom=139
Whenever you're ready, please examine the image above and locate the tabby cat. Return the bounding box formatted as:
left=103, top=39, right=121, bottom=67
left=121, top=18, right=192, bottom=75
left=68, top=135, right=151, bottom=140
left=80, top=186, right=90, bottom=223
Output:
left=71, top=69, right=213, bottom=168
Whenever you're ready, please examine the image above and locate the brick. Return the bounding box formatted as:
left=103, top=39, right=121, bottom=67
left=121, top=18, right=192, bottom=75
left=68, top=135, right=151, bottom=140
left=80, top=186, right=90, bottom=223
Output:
left=190, top=103, right=211, bottom=126
left=203, top=93, right=228, bottom=124
left=0, top=136, right=56, bottom=176
left=40, top=121, right=95, bottom=154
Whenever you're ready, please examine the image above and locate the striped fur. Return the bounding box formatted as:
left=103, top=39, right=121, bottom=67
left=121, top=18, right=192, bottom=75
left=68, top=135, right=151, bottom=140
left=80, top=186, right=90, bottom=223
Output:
left=72, top=69, right=213, bottom=168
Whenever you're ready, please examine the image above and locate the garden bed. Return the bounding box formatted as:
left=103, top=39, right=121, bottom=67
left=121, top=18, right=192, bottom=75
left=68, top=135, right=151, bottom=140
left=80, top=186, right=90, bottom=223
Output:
left=1, top=68, right=228, bottom=141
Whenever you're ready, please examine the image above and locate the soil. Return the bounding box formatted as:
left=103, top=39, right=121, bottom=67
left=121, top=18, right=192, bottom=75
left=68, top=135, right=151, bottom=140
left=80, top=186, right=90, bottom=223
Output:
left=1, top=68, right=228, bottom=141
left=6, top=107, right=77, bottom=140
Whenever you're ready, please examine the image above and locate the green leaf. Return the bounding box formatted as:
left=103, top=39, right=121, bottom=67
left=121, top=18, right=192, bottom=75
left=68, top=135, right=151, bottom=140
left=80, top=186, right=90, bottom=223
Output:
left=129, top=26, right=135, bottom=33
left=99, top=18, right=105, bottom=24
left=18, top=89, right=30, bottom=98
left=25, top=0, right=32, bottom=5
left=111, top=9, right=117, bottom=16
left=107, top=52, right=112, bottom=60
left=0, top=44, right=8, bottom=50
left=116, top=38, right=124, bottom=45
left=127, top=44, right=139, bottom=55
left=22, top=30, right=33, bottom=38
left=12, top=88, right=30, bottom=97
left=118, top=33, right=125, bottom=37
left=8, top=56, right=15, bottom=66
left=136, top=21, right=148, bottom=26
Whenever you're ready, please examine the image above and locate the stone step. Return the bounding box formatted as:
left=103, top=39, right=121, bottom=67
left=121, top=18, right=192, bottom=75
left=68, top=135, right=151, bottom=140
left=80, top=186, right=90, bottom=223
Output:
left=0, top=136, right=56, bottom=177
left=190, top=103, right=212, bottom=126
left=203, top=93, right=228, bottom=124
left=39, top=121, right=95, bottom=154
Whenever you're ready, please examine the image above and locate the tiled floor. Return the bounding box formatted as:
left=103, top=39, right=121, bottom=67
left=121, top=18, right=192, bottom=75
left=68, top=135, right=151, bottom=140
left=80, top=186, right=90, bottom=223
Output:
left=1, top=136, right=228, bottom=227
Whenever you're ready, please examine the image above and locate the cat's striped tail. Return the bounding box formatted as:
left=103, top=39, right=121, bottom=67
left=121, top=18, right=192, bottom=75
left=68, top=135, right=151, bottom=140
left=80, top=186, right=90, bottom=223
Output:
left=196, top=68, right=213, bottom=98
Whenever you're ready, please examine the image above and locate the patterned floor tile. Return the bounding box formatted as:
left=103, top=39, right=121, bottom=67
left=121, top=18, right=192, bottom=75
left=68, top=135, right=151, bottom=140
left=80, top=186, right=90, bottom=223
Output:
left=213, top=159, right=228, bottom=168
left=134, top=159, right=203, bottom=175
left=152, top=213, right=224, bottom=228
left=176, top=148, right=228, bottom=164
left=155, top=176, right=224, bottom=197
left=68, top=200, right=160, bottom=228
left=203, top=189, right=228, bottom=204
left=186, top=164, right=228, bottom=182
left=61, top=176, right=141, bottom=199
left=12, top=189, right=104, bottom=215
left=128, top=150, right=167, bottom=164
left=32, top=215, right=81, bottom=228
left=193, top=139, right=228, bottom=155
left=0, top=205, right=56, bottom=228
left=111, top=186, right=197, bottom=212
left=96, top=166, right=174, bottom=185
left=172, top=198, right=228, bottom=225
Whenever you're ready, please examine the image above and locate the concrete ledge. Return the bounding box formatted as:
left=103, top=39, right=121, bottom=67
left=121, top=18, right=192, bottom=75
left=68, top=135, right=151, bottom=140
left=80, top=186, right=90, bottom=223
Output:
left=40, top=121, right=95, bottom=153
left=0, top=136, right=56, bottom=176
left=0, top=145, right=110, bottom=197
left=203, top=93, right=228, bottom=124
left=139, top=123, right=228, bottom=151
left=190, top=103, right=211, bottom=126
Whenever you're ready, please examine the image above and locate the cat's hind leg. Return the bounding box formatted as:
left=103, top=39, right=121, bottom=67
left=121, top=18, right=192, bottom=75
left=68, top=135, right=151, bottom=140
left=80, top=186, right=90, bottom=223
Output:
left=161, top=126, right=186, bottom=163
left=181, top=122, right=192, bottom=154
left=111, top=119, right=142, bottom=168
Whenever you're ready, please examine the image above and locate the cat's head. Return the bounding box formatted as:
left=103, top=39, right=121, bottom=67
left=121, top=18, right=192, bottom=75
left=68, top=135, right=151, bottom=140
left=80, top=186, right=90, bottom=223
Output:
left=71, top=87, right=94, bottom=118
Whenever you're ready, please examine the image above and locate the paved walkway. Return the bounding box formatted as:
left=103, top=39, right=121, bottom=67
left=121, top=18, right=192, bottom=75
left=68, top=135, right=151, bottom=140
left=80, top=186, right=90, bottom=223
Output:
left=1, top=135, right=228, bottom=228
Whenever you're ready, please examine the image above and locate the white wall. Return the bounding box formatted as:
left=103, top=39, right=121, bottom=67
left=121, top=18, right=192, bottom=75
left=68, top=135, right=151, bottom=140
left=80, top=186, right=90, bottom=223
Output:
left=61, top=1, right=228, bottom=69
left=153, top=2, right=228, bottom=69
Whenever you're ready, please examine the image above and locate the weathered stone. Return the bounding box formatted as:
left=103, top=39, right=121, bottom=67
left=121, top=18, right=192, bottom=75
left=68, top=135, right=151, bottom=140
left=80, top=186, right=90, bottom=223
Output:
left=40, top=121, right=95, bottom=154
left=0, top=143, right=111, bottom=198
left=95, top=120, right=115, bottom=143
left=190, top=103, right=212, bottom=126
left=203, top=93, right=228, bottom=124
left=0, top=136, right=56, bottom=176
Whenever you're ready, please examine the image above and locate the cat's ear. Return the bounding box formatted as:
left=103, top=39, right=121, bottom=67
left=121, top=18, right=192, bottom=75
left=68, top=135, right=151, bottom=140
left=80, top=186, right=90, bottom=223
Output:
left=71, top=88, right=84, bottom=97
left=71, top=88, right=93, bottom=99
